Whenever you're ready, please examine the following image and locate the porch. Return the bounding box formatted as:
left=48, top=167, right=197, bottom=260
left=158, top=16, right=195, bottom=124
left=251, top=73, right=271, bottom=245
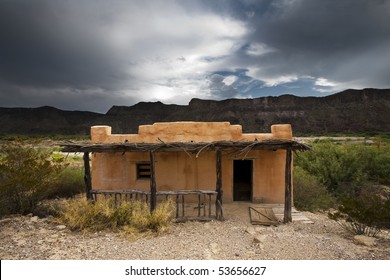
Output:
left=61, top=139, right=310, bottom=223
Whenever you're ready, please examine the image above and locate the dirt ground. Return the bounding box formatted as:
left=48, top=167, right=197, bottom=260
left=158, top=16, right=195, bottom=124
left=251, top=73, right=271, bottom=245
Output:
left=1, top=202, right=389, bottom=260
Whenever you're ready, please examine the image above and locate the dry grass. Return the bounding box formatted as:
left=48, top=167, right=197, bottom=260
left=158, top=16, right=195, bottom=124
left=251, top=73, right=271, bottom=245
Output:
left=56, top=197, right=175, bottom=234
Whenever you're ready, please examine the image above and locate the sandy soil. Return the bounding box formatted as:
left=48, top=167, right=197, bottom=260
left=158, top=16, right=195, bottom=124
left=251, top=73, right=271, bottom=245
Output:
left=1, top=203, right=389, bottom=260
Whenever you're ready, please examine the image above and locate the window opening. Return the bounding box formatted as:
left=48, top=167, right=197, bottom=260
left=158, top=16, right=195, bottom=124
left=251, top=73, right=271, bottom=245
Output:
left=137, top=163, right=151, bottom=179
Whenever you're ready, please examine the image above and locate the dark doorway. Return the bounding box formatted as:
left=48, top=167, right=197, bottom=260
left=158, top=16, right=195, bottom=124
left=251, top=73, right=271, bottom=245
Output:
left=233, top=160, right=253, bottom=201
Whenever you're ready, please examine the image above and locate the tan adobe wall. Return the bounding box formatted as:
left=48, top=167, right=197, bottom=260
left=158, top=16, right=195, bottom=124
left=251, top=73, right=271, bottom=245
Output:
left=90, top=122, right=293, bottom=203
left=91, top=122, right=292, bottom=143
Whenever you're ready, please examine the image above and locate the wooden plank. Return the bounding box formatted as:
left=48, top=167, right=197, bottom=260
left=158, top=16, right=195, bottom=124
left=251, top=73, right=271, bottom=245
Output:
left=197, top=194, right=201, bottom=217
left=181, top=194, right=185, bottom=217
left=176, top=194, right=179, bottom=218
left=208, top=194, right=211, bottom=217
left=249, top=207, right=279, bottom=226
left=176, top=216, right=216, bottom=223
left=149, top=151, right=157, bottom=212
left=203, top=193, right=206, bottom=217
left=284, top=148, right=292, bottom=223
left=215, top=148, right=223, bottom=220
left=83, top=152, right=93, bottom=200
left=89, top=189, right=217, bottom=196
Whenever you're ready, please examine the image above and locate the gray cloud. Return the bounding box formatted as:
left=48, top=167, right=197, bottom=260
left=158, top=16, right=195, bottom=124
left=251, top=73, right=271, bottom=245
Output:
left=222, top=0, right=390, bottom=87
left=0, top=0, right=129, bottom=89
left=0, top=0, right=389, bottom=112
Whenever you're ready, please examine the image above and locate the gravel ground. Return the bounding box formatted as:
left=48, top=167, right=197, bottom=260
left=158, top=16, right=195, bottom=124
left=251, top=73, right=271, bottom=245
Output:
left=1, top=203, right=389, bottom=260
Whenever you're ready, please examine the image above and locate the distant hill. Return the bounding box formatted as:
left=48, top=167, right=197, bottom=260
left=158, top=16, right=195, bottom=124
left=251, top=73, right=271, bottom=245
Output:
left=0, top=88, right=389, bottom=135
left=0, top=106, right=102, bottom=135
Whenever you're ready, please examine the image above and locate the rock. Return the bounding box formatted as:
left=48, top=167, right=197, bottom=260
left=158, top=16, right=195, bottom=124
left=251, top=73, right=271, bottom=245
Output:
left=245, top=227, right=256, bottom=235
left=56, top=225, right=67, bottom=230
left=0, top=218, right=12, bottom=224
left=203, top=249, right=212, bottom=260
left=39, top=228, right=48, bottom=234
left=255, top=227, right=265, bottom=232
left=245, top=251, right=256, bottom=258
left=210, top=242, right=219, bottom=254
left=353, top=235, right=376, bottom=247
left=16, top=239, right=27, bottom=246
left=253, top=234, right=266, bottom=244
left=30, top=216, right=39, bottom=222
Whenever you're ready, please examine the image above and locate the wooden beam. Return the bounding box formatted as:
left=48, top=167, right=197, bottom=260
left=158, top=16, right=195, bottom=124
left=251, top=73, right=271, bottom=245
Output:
left=149, top=151, right=157, bottom=212
left=284, top=148, right=292, bottom=223
left=61, top=139, right=311, bottom=153
left=83, top=152, right=93, bottom=200
left=215, top=148, right=223, bottom=220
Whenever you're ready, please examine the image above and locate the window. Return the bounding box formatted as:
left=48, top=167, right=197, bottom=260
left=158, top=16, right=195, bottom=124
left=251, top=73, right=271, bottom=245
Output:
left=137, top=163, right=151, bottom=179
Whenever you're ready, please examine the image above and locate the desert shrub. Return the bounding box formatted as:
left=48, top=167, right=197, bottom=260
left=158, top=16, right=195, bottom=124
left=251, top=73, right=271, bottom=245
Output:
left=293, top=167, right=335, bottom=211
left=295, top=141, right=390, bottom=194
left=57, top=197, right=175, bottom=233
left=47, top=167, right=85, bottom=198
left=329, top=187, right=390, bottom=236
left=295, top=141, right=363, bottom=192
left=0, top=142, right=64, bottom=216
left=358, top=146, right=390, bottom=185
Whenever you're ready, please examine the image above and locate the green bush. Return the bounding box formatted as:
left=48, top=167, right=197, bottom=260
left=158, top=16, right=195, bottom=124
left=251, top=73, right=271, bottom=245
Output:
left=359, top=146, right=390, bottom=185
left=295, top=141, right=390, bottom=194
left=48, top=167, right=85, bottom=198
left=329, top=187, right=390, bottom=236
left=0, top=142, right=64, bottom=216
left=57, top=197, right=175, bottom=233
left=293, top=167, right=335, bottom=211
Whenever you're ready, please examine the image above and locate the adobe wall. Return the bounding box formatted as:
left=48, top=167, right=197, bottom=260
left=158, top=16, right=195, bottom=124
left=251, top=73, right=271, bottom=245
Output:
left=90, top=122, right=292, bottom=203
left=90, top=122, right=292, bottom=144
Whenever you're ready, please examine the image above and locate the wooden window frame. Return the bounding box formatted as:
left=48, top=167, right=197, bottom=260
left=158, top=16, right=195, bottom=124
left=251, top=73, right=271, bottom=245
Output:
left=136, top=162, right=151, bottom=179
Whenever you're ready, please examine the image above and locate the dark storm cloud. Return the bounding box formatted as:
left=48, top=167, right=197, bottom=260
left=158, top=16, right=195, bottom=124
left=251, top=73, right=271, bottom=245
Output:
left=0, top=0, right=389, bottom=112
left=0, top=0, right=126, bottom=89
left=217, top=0, right=390, bottom=90
left=0, top=0, right=141, bottom=112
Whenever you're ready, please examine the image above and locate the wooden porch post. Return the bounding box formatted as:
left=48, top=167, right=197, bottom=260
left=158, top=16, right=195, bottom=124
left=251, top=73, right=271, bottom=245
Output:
left=216, top=148, right=223, bottom=220
left=284, top=148, right=292, bottom=223
left=83, top=152, right=93, bottom=200
left=149, top=151, right=157, bottom=212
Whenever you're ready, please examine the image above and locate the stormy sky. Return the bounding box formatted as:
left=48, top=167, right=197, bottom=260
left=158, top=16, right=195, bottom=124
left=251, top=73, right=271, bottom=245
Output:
left=0, top=0, right=389, bottom=113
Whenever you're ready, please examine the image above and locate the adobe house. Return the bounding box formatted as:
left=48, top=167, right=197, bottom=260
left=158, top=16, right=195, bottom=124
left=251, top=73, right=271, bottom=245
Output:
left=62, top=122, right=309, bottom=222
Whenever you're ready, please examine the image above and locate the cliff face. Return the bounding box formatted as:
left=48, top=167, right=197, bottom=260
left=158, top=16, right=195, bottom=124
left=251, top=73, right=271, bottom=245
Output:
left=0, top=88, right=389, bottom=135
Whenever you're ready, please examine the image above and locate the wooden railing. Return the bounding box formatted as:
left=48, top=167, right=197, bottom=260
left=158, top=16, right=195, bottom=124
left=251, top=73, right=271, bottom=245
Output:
left=90, top=189, right=221, bottom=221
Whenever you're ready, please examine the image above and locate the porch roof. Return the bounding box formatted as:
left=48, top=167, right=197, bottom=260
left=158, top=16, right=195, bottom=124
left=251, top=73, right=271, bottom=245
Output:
left=61, top=139, right=310, bottom=154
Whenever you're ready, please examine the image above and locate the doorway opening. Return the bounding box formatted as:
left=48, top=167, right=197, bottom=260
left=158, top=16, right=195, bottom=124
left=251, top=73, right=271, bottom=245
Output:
left=233, top=160, right=253, bottom=201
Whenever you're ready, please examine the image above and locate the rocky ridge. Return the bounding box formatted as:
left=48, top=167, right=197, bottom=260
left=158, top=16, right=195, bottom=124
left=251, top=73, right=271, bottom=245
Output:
left=0, top=88, right=389, bottom=135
